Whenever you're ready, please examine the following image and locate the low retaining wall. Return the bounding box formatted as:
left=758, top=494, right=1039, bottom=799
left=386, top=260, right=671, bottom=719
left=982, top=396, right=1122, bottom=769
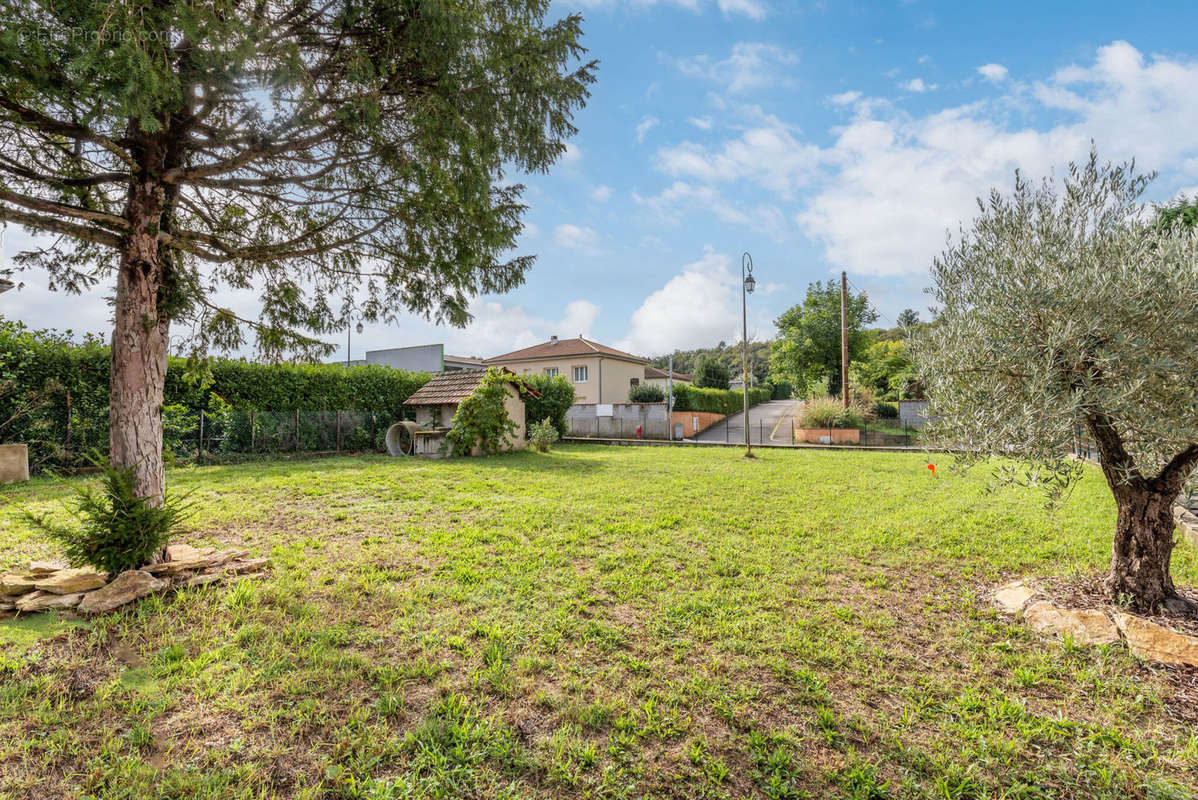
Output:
left=795, top=427, right=860, bottom=444
left=567, top=403, right=724, bottom=440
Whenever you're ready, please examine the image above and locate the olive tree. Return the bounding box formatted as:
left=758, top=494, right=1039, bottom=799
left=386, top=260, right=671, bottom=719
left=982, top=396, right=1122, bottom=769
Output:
left=0, top=1, right=594, bottom=509
left=916, top=153, right=1198, bottom=614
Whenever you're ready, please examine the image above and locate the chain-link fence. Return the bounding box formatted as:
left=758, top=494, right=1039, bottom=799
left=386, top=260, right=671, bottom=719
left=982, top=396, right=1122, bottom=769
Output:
left=163, top=408, right=414, bottom=462
left=568, top=413, right=920, bottom=447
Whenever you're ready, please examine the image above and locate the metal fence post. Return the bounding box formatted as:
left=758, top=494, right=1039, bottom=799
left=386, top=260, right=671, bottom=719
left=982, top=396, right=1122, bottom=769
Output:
left=250, top=409, right=257, bottom=452
left=295, top=409, right=300, bottom=452
left=336, top=410, right=342, bottom=452
left=199, top=410, right=205, bottom=459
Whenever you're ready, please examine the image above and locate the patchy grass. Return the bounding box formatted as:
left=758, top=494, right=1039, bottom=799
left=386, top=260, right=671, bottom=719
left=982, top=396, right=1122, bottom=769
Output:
left=1, top=445, right=1196, bottom=799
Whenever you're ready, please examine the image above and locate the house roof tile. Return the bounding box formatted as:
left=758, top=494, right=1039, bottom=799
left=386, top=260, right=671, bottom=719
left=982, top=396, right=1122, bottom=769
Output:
left=644, top=366, right=694, bottom=381
left=485, top=337, right=647, bottom=364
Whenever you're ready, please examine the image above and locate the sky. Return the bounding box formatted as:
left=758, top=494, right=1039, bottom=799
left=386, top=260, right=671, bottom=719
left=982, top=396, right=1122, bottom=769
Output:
left=6, top=0, right=1198, bottom=361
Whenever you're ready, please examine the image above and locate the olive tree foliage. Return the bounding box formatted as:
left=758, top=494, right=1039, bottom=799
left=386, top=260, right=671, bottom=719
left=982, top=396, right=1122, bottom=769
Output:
left=915, top=152, right=1198, bottom=612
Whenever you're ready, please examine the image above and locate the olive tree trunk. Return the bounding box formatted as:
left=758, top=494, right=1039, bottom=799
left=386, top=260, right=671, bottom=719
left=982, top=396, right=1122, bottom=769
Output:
left=1103, top=486, right=1179, bottom=612
left=109, top=177, right=169, bottom=511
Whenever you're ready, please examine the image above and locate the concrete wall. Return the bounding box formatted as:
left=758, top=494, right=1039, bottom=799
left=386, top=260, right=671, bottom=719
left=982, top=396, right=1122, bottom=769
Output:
left=898, top=399, right=930, bottom=429
left=566, top=404, right=724, bottom=439
left=490, top=356, right=647, bottom=404
left=0, top=444, right=29, bottom=483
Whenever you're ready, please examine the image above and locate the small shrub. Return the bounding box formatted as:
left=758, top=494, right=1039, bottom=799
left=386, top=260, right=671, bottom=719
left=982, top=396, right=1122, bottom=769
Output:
left=25, top=455, right=192, bottom=574
left=628, top=383, right=665, bottom=403
left=797, top=397, right=864, bottom=429
left=529, top=417, right=559, bottom=452
left=873, top=402, right=899, bottom=420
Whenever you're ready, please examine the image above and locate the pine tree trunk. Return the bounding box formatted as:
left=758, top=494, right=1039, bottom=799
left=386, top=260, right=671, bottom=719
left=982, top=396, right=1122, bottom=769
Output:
left=1103, top=486, right=1180, bottom=613
left=110, top=180, right=169, bottom=515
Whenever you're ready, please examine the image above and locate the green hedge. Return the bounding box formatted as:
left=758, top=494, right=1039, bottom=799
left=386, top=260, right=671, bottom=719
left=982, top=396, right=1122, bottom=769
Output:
left=0, top=320, right=429, bottom=470
left=670, top=383, right=770, bottom=414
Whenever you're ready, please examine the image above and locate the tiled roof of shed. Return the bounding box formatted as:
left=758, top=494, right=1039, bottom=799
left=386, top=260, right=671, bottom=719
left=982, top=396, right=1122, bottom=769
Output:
left=403, top=369, right=539, bottom=406
left=644, top=366, right=694, bottom=381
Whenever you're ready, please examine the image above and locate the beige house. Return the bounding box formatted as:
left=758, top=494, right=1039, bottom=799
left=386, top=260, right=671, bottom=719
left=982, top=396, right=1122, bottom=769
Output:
left=485, top=336, right=648, bottom=404
left=402, top=369, right=538, bottom=455
left=642, top=366, right=694, bottom=389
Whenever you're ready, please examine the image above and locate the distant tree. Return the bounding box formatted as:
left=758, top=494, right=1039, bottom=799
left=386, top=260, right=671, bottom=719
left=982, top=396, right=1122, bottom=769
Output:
left=1156, top=197, right=1198, bottom=231
left=915, top=152, right=1198, bottom=614
left=0, top=1, right=594, bottom=510
left=853, top=340, right=916, bottom=401
left=695, top=357, right=731, bottom=390
left=896, top=308, right=920, bottom=328
left=771, top=280, right=877, bottom=396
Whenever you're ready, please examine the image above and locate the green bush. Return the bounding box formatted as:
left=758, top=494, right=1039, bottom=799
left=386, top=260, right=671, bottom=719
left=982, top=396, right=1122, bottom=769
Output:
left=628, top=383, right=665, bottom=403
left=0, top=320, right=429, bottom=470
left=695, top=357, right=731, bottom=389
left=529, top=417, right=559, bottom=453
left=671, top=383, right=769, bottom=414
left=873, top=401, right=899, bottom=420
left=25, top=455, right=192, bottom=574
left=523, top=374, right=575, bottom=437
left=797, top=397, right=865, bottom=429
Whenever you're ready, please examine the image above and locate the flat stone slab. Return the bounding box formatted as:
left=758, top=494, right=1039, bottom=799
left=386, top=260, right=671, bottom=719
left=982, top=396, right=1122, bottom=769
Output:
left=1024, top=601, right=1120, bottom=645
left=78, top=570, right=168, bottom=615
left=0, top=574, right=38, bottom=596
left=34, top=568, right=108, bottom=595
left=28, top=561, right=67, bottom=576
left=994, top=579, right=1037, bottom=615
left=16, top=590, right=84, bottom=613
left=1114, top=612, right=1198, bottom=666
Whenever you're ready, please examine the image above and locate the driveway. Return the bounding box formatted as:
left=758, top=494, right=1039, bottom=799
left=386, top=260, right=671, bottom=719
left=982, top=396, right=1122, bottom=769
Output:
left=694, top=399, right=797, bottom=444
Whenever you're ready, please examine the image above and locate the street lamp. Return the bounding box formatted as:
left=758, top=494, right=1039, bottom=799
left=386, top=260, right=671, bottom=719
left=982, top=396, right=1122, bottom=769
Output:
left=741, top=252, right=756, bottom=456
left=347, top=320, right=364, bottom=367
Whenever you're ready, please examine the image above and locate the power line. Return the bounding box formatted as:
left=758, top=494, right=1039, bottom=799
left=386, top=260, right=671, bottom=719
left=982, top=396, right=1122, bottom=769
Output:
left=845, top=276, right=900, bottom=330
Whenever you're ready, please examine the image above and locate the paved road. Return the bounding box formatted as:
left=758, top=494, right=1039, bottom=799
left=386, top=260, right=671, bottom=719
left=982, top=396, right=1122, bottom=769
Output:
left=694, top=399, right=798, bottom=444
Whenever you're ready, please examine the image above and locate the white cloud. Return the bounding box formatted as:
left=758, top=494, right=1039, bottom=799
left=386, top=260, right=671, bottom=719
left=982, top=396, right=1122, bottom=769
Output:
left=590, top=184, right=613, bottom=202
left=799, top=41, right=1198, bottom=277
left=656, top=112, right=820, bottom=197
left=671, top=42, right=798, bottom=93
left=716, top=0, right=767, bottom=20
left=829, top=90, right=862, bottom=106
left=900, top=78, right=935, bottom=92
left=553, top=224, right=601, bottom=252
left=618, top=252, right=742, bottom=355
left=561, top=143, right=582, bottom=164
left=635, top=181, right=788, bottom=237
left=977, top=63, right=1008, bottom=82
left=688, top=115, right=714, bottom=129
left=433, top=299, right=600, bottom=358
left=635, top=115, right=660, bottom=142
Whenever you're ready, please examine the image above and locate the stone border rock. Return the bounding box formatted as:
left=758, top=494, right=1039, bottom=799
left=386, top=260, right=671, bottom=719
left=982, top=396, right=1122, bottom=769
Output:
left=0, top=544, right=267, bottom=617
left=994, top=578, right=1198, bottom=666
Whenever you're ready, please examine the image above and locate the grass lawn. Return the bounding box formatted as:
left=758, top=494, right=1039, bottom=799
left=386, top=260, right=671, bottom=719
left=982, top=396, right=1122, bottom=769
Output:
left=1, top=445, right=1196, bottom=799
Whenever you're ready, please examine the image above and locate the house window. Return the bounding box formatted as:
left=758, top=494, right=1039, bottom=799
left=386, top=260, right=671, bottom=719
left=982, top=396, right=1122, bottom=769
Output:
left=630, top=378, right=640, bottom=387
left=572, top=365, right=588, bottom=383
left=545, top=367, right=559, bottom=377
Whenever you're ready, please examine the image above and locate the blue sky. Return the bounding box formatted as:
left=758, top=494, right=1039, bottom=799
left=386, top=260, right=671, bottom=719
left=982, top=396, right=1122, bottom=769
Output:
left=6, top=0, right=1198, bottom=360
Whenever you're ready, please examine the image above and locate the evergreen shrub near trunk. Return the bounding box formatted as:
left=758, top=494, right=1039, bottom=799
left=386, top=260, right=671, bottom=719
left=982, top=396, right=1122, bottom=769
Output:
left=915, top=151, right=1198, bottom=614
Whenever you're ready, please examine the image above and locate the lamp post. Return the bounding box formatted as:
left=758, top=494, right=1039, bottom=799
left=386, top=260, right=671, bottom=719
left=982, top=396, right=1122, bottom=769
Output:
left=741, top=252, right=756, bottom=456
left=346, top=320, right=364, bottom=367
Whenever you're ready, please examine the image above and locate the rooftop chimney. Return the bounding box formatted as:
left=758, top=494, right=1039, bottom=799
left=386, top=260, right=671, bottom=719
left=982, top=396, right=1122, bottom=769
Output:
left=550, top=335, right=558, bottom=344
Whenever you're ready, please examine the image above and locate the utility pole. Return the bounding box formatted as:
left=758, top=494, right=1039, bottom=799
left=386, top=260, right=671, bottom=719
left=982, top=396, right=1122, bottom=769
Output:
left=840, top=270, right=849, bottom=408
left=667, top=354, right=674, bottom=442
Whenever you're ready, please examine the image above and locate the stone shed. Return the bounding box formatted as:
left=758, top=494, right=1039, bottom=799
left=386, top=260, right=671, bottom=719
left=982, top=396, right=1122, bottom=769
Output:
left=402, top=369, right=539, bottom=456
